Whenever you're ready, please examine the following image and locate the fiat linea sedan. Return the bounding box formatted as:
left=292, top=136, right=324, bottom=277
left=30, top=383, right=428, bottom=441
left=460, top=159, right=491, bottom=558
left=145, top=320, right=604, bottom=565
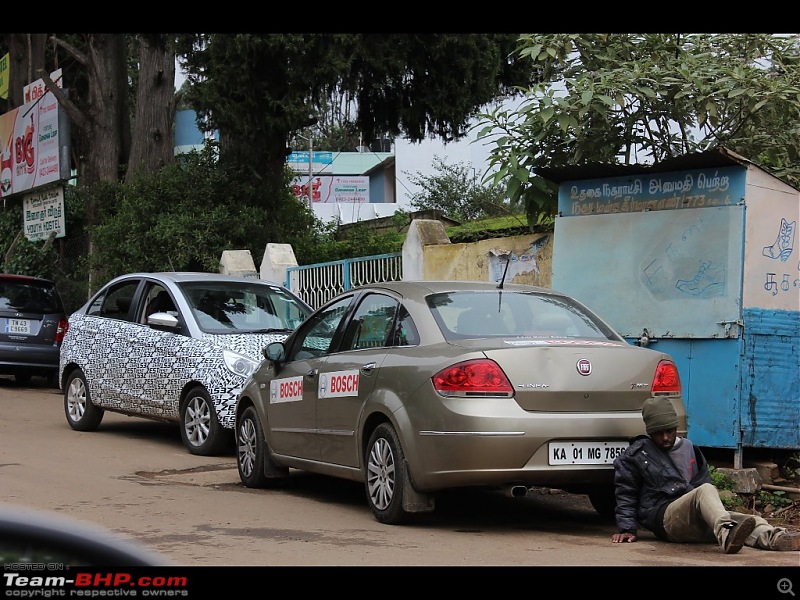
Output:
left=234, top=280, right=686, bottom=524
left=60, top=272, right=312, bottom=456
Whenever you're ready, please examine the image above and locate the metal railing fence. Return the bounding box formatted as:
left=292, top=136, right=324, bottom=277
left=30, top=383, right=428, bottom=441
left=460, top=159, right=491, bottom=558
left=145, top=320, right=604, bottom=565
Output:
left=286, top=252, right=402, bottom=309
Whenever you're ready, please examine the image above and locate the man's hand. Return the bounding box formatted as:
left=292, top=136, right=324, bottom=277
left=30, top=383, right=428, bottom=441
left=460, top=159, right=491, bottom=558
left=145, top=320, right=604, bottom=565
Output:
left=612, top=532, right=637, bottom=543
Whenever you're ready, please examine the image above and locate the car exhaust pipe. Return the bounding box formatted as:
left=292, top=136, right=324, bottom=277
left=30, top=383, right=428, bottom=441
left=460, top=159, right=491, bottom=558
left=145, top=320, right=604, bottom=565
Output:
left=503, top=484, right=529, bottom=498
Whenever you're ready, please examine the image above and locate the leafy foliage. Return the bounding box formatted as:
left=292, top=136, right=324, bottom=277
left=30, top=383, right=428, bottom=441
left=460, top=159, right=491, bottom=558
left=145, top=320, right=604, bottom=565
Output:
left=477, top=33, right=800, bottom=220
left=87, top=146, right=318, bottom=290
left=175, top=34, right=533, bottom=185
left=0, top=188, right=86, bottom=278
left=406, top=156, right=511, bottom=222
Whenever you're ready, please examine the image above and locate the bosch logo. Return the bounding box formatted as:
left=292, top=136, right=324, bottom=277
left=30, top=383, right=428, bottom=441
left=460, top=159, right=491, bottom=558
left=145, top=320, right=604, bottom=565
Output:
left=576, top=359, right=592, bottom=376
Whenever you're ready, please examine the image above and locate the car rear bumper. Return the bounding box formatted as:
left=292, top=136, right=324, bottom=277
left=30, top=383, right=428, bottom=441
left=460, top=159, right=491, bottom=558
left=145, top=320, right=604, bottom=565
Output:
left=403, top=410, right=645, bottom=491
left=0, top=343, right=60, bottom=371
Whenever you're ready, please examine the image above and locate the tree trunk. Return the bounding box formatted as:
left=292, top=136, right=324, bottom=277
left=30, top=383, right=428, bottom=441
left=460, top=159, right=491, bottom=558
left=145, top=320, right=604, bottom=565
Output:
left=3, top=33, right=47, bottom=110
left=79, top=33, right=129, bottom=187
left=126, top=34, right=175, bottom=183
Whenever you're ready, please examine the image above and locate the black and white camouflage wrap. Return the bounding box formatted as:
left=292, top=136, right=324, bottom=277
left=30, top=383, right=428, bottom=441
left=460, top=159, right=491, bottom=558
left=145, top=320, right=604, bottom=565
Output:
left=60, top=314, right=287, bottom=429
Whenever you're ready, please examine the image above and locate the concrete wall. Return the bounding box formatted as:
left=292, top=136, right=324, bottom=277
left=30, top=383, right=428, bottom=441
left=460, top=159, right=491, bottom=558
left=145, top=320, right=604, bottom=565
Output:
left=403, top=219, right=553, bottom=288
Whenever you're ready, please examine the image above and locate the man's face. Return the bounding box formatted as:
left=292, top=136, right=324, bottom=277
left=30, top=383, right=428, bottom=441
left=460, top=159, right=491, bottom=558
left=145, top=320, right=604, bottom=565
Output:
left=649, top=427, right=678, bottom=451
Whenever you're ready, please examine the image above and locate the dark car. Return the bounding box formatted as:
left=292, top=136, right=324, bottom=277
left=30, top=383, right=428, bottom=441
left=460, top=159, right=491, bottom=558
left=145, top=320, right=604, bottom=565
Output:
left=0, top=274, right=68, bottom=387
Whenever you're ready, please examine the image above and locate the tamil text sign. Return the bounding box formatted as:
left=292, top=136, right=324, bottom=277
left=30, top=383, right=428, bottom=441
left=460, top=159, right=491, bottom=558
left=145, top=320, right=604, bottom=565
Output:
left=558, top=166, right=747, bottom=217
left=23, top=186, right=65, bottom=242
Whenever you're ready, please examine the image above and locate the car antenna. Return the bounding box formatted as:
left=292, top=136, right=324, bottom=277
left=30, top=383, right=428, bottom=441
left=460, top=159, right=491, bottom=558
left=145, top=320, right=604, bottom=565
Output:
left=497, top=252, right=511, bottom=289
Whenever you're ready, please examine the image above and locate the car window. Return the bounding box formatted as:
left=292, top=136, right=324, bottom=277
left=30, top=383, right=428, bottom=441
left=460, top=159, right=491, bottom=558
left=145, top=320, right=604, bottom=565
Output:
left=0, top=279, right=63, bottom=314
left=391, top=304, right=419, bottom=346
left=427, top=290, right=618, bottom=340
left=340, top=293, right=398, bottom=351
left=179, top=281, right=308, bottom=334
left=86, top=280, right=140, bottom=321
left=140, top=284, right=178, bottom=324
left=289, top=296, right=353, bottom=360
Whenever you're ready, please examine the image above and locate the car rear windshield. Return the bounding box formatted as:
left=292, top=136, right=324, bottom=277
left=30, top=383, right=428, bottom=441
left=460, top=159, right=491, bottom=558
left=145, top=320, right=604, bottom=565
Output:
left=0, top=278, right=63, bottom=314
left=427, top=290, right=620, bottom=341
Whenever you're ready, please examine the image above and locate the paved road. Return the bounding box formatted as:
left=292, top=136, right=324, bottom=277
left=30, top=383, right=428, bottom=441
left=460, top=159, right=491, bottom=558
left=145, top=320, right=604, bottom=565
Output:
left=1, top=375, right=797, bottom=571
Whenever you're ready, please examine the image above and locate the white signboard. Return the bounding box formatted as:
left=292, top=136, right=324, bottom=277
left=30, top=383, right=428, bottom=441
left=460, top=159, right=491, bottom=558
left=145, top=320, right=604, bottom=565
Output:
left=292, top=175, right=369, bottom=204
left=3, top=90, right=63, bottom=195
left=23, top=186, right=65, bottom=242
left=23, top=68, right=63, bottom=104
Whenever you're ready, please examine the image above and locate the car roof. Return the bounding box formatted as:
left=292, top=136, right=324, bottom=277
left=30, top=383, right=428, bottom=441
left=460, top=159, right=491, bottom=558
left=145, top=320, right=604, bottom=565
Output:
left=352, top=280, right=560, bottom=297
left=105, top=272, right=284, bottom=287
left=0, top=273, right=56, bottom=285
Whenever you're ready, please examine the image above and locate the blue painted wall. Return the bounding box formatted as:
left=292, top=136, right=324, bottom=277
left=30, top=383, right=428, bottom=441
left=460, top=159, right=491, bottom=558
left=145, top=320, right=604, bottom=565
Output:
left=553, top=162, right=799, bottom=452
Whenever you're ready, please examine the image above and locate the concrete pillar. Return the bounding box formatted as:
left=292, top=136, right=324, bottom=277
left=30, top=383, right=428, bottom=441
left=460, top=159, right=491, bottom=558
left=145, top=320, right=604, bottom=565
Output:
left=401, top=219, right=450, bottom=281
left=219, top=250, right=258, bottom=278
left=260, top=243, right=298, bottom=286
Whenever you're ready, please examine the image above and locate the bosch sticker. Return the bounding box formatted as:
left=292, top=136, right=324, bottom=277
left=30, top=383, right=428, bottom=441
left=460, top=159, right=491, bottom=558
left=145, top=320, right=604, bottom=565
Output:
left=318, top=370, right=360, bottom=398
left=270, top=376, right=304, bottom=403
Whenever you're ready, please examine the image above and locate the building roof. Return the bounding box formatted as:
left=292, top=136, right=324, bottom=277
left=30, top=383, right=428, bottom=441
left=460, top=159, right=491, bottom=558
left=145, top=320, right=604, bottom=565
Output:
left=534, top=146, right=756, bottom=184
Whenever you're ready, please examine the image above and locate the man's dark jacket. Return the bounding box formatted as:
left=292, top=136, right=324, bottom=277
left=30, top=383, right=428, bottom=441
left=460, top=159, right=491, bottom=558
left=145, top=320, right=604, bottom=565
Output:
left=613, top=435, right=712, bottom=540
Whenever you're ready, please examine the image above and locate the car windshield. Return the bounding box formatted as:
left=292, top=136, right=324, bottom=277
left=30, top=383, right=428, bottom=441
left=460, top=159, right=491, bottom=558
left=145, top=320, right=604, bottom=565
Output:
left=427, top=290, right=620, bottom=340
left=0, top=279, right=63, bottom=314
left=179, top=281, right=309, bottom=334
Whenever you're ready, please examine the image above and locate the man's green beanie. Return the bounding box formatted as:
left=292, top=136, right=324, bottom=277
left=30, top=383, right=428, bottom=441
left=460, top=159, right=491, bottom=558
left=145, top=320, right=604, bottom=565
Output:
left=642, top=396, right=678, bottom=434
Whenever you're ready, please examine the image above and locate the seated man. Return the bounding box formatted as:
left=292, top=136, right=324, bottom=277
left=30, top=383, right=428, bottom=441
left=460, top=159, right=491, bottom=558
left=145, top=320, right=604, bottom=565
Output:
left=612, top=396, right=800, bottom=553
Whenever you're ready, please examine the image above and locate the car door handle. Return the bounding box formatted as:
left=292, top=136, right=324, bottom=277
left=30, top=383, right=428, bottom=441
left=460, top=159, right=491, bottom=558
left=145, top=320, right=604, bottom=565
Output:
left=360, top=362, right=377, bottom=375
left=305, top=368, right=318, bottom=378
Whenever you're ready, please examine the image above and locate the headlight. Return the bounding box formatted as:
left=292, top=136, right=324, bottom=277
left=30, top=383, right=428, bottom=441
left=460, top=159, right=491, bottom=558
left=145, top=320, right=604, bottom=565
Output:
left=222, top=349, right=258, bottom=379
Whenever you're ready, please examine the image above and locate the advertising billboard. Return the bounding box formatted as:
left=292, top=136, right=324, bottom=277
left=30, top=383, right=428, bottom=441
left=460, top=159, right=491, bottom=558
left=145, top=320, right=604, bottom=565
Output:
left=0, top=88, right=70, bottom=198
left=291, top=175, right=369, bottom=203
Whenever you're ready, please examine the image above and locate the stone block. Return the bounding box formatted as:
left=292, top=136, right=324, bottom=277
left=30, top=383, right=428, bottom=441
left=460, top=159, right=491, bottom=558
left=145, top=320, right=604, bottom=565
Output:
left=717, top=467, right=762, bottom=494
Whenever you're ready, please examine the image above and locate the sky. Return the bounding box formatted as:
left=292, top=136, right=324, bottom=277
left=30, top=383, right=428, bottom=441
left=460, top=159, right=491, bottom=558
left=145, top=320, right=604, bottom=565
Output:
left=394, top=128, right=499, bottom=209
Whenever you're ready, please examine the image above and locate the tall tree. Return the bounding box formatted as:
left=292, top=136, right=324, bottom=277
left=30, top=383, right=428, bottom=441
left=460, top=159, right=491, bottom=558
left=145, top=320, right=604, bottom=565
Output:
left=175, top=33, right=534, bottom=208
left=43, top=34, right=129, bottom=187
left=477, top=33, right=800, bottom=220
left=125, top=34, right=176, bottom=182
left=2, top=34, right=47, bottom=111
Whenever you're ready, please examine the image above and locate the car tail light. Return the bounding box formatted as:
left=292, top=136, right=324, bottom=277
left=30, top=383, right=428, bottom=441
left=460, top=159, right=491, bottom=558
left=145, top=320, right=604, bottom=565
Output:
left=432, top=359, right=514, bottom=397
left=55, top=319, right=69, bottom=344
left=652, top=360, right=681, bottom=393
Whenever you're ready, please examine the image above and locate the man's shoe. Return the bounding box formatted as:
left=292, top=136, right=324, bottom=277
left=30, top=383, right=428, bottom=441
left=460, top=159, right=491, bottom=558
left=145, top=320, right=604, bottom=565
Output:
left=721, top=515, right=756, bottom=554
left=773, top=530, right=800, bottom=551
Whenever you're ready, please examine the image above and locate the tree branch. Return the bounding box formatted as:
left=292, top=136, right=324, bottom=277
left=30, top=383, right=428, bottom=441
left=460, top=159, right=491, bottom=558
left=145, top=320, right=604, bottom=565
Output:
left=35, top=67, right=88, bottom=131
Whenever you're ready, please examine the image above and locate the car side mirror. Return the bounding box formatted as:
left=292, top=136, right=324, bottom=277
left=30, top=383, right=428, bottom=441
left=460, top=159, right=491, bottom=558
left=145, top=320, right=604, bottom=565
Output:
left=264, top=341, right=286, bottom=362
left=147, top=312, right=180, bottom=329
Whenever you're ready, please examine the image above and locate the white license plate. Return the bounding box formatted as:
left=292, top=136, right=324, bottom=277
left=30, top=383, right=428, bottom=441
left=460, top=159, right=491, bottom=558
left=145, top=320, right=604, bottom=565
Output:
left=5, top=318, right=31, bottom=334
left=549, top=441, right=629, bottom=465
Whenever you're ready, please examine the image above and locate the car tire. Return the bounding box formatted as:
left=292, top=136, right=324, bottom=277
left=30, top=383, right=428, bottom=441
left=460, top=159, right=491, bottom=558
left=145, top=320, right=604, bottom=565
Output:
left=365, top=422, right=410, bottom=525
left=64, top=368, right=104, bottom=431
left=236, top=405, right=286, bottom=487
left=588, top=486, right=617, bottom=519
left=179, top=386, right=228, bottom=456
